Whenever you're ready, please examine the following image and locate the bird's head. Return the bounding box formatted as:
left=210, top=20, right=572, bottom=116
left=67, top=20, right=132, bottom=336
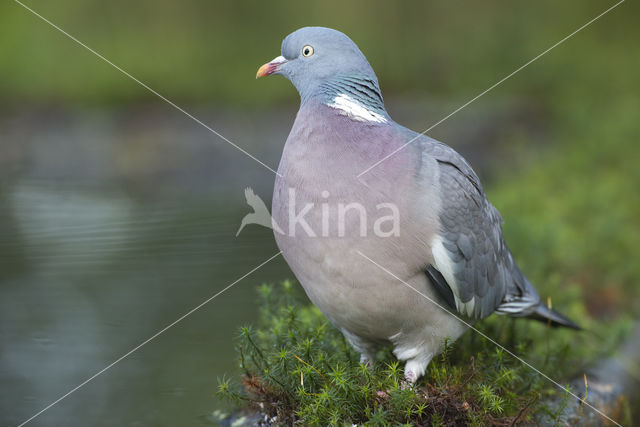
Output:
left=256, top=27, right=381, bottom=105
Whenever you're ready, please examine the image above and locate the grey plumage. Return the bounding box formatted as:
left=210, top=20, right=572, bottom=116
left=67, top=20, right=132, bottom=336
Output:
left=423, top=137, right=579, bottom=328
left=257, top=26, right=580, bottom=382
left=425, top=138, right=535, bottom=319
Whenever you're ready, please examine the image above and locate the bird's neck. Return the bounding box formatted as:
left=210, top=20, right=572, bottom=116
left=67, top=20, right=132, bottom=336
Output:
left=315, top=74, right=390, bottom=124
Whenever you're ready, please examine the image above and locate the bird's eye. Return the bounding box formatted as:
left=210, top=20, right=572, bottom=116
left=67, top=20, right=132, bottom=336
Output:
left=302, top=45, right=314, bottom=57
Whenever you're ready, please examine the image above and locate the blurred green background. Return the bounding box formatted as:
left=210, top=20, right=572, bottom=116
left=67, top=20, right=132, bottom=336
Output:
left=1, top=0, right=638, bottom=425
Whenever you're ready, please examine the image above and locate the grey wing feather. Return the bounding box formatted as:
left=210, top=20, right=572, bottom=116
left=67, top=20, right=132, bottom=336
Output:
left=422, top=138, right=540, bottom=319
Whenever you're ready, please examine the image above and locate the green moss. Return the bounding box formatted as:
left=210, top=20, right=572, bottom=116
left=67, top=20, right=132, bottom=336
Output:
left=217, top=279, right=627, bottom=425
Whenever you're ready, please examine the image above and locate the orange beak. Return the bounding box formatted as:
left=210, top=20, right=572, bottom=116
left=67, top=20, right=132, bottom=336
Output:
left=256, top=55, right=287, bottom=78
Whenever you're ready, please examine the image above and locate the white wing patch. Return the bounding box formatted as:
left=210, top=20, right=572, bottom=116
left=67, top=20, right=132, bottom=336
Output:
left=459, top=297, right=475, bottom=318
left=327, top=93, right=388, bottom=124
left=431, top=234, right=476, bottom=317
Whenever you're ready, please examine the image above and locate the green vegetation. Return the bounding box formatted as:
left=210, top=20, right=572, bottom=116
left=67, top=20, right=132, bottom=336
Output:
left=491, top=97, right=640, bottom=320
left=1, top=1, right=637, bottom=108
left=217, top=281, right=628, bottom=425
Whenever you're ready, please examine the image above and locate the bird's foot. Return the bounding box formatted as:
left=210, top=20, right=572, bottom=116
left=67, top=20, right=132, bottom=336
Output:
left=403, top=357, right=430, bottom=386
left=404, top=369, right=417, bottom=384
left=400, top=371, right=419, bottom=391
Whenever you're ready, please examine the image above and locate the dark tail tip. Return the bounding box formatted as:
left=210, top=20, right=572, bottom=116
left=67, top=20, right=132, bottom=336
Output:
left=528, top=304, right=582, bottom=330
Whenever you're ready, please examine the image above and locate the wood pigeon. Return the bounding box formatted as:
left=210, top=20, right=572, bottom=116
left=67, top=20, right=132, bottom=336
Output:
left=257, top=26, right=579, bottom=382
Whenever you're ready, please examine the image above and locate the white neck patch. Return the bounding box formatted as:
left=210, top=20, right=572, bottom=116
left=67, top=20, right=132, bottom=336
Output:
left=327, top=93, right=388, bottom=124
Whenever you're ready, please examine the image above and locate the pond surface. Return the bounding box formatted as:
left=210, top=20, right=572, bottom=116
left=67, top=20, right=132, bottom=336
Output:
left=0, top=101, right=538, bottom=425
left=1, top=182, right=291, bottom=426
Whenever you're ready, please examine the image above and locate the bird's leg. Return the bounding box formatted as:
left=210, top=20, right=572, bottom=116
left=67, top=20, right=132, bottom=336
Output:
left=403, top=354, right=433, bottom=385
left=341, top=329, right=378, bottom=369
left=360, top=352, right=376, bottom=369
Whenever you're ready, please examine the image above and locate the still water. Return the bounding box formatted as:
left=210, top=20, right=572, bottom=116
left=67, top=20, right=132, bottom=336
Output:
left=0, top=107, right=296, bottom=426
left=1, top=180, right=291, bottom=426
left=0, top=101, right=525, bottom=425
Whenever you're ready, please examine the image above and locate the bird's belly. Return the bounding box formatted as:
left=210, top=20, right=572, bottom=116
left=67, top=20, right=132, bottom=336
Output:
left=281, top=239, right=394, bottom=337
left=274, top=223, right=459, bottom=344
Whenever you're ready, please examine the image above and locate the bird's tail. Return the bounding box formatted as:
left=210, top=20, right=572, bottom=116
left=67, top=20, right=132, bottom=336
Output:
left=526, top=303, right=582, bottom=330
